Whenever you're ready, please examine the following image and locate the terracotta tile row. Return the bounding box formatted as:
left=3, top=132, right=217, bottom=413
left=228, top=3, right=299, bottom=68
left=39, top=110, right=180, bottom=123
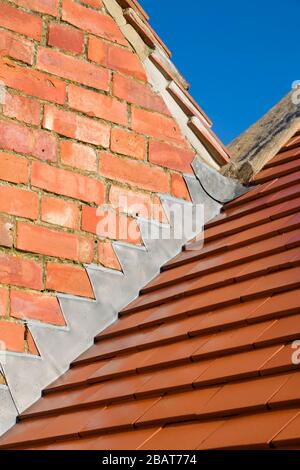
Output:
left=254, top=158, right=300, bottom=184
left=165, top=211, right=300, bottom=271
left=142, top=228, right=300, bottom=294
left=264, top=143, right=300, bottom=169
left=122, top=261, right=300, bottom=316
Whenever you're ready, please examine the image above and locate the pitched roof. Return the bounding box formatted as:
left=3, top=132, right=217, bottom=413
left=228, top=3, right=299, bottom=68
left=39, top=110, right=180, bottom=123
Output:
left=1, top=130, right=300, bottom=450
left=222, top=91, right=300, bottom=182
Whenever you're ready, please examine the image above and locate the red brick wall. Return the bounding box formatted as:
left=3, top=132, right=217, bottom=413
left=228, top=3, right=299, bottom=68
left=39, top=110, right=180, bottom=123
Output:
left=0, top=0, right=195, bottom=355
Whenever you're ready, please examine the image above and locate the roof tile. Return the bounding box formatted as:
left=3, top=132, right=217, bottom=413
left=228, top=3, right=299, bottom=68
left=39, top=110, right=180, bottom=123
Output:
left=198, top=409, right=299, bottom=449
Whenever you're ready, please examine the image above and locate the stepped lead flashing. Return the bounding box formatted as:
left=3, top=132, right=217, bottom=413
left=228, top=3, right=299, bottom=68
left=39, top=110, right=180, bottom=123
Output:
left=0, top=188, right=218, bottom=436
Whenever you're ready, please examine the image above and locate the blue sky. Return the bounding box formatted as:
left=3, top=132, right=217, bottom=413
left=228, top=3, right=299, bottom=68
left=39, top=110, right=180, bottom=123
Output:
left=140, top=0, right=299, bottom=144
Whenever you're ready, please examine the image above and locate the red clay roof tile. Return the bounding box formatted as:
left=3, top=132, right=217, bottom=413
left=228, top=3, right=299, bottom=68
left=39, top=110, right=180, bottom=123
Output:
left=198, top=409, right=299, bottom=450
left=140, top=420, right=226, bottom=450
left=272, top=412, right=300, bottom=448
left=269, top=371, right=300, bottom=409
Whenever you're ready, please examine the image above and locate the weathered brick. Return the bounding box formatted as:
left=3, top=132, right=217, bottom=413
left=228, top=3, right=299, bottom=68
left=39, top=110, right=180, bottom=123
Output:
left=0, top=215, right=13, bottom=248
left=48, top=22, right=85, bottom=54
left=62, top=0, right=127, bottom=45
left=16, top=222, right=94, bottom=263
left=0, top=185, right=39, bottom=219
left=131, top=107, right=185, bottom=145
left=82, top=206, right=141, bottom=244
left=149, top=141, right=195, bottom=173
left=37, top=47, right=109, bottom=92
left=0, top=288, right=9, bottom=316
left=46, top=262, right=94, bottom=298
left=109, top=185, right=151, bottom=219
left=0, top=321, right=25, bottom=353
left=43, top=105, right=110, bottom=147
left=13, top=0, right=59, bottom=16
left=171, top=173, right=191, bottom=201
left=3, top=92, right=41, bottom=126
left=68, top=84, right=128, bottom=126
left=0, top=119, right=57, bottom=162
left=0, top=152, right=29, bottom=184
left=88, top=34, right=106, bottom=64
left=113, top=73, right=170, bottom=114
left=32, top=161, right=105, bottom=204
left=88, top=36, right=146, bottom=81
left=11, top=290, right=65, bottom=326
left=41, top=196, right=79, bottom=229
left=98, top=240, right=121, bottom=271
left=81, top=0, right=103, bottom=7
left=0, top=253, right=43, bottom=290
left=60, top=140, right=97, bottom=172
left=110, top=128, right=145, bottom=160
left=99, top=152, right=170, bottom=193
left=0, top=28, right=34, bottom=65
left=0, top=60, right=66, bottom=104
left=0, top=1, right=42, bottom=40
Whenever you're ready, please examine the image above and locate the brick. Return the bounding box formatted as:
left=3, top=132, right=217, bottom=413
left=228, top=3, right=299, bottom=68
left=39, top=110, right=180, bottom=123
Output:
left=113, top=73, right=169, bottom=114
left=99, top=152, right=170, bottom=193
left=171, top=173, right=191, bottom=201
left=27, top=331, right=39, bottom=355
left=82, top=206, right=141, bottom=244
left=0, top=60, right=66, bottom=105
left=48, top=22, right=85, bottom=54
left=0, top=119, right=57, bottom=162
left=88, top=35, right=106, bottom=65
left=60, top=140, right=97, bottom=172
left=0, top=253, right=43, bottom=290
left=0, top=1, right=42, bottom=40
left=0, top=185, right=39, bottom=219
left=0, top=28, right=34, bottom=65
left=3, top=92, right=41, bottom=126
left=46, top=262, right=94, bottom=298
left=43, top=105, right=110, bottom=147
left=88, top=36, right=146, bottom=81
left=68, top=84, right=128, bottom=126
left=62, top=0, right=127, bottom=45
left=37, top=47, right=109, bottom=92
left=32, top=161, right=105, bottom=204
left=0, top=321, right=25, bottom=353
left=110, top=128, right=145, bottom=160
left=131, top=107, right=185, bottom=145
left=81, top=0, right=103, bottom=7
left=0, top=288, right=9, bottom=316
left=0, top=152, right=29, bottom=184
left=0, top=215, right=13, bottom=248
left=41, top=196, right=79, bottom=229
left=17, top=222, right=94, bottom=263
left=109, top=185, right=151, bottom=219
left=11, top=290, right=65, bottom=326
left=149, top=140, right=195, bottom=173
left=13, top=0, right=59, bottom=16
left=98, top=240, right=121, bottom=271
